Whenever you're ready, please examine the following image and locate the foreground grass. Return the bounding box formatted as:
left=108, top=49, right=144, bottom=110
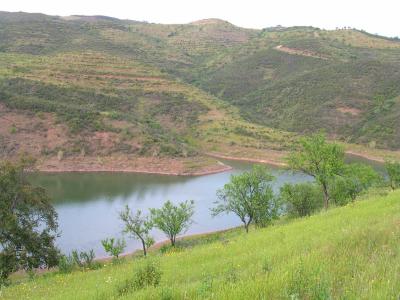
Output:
left=2, top=190, right=400, bottom=299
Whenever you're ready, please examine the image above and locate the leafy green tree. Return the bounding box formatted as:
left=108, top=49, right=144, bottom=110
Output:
left=280, top=182, right=323, bottom=217
left=101, top=237, right=126, bottom=260
left=119, top=205, right=154, bottom=256
left=330, top=163, right=381, bottom=205
left=212, top=165, right=279, bottom=232
left=288, top=133, right=344, bottom=209
left=0, top=158, right=59, bottom=284
left=150, top=200, right=195, bottom=246
left=385, top=160, right=400, bottom=190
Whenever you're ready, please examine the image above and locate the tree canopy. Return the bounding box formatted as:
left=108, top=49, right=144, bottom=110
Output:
left=150, top=200, right=194, bottom=246
left=212, top=165, right=279, bottom=232
left=119, top=205, right=154, bottom=256
left=0, top=158, right=59, bottom=284
left=330, top=163, right=381, bottom=205
left=385, top=160, right=400, bottom=190
left=280, top=182, right=323, bottom=217
left=288, top=132, right=345, bottom=209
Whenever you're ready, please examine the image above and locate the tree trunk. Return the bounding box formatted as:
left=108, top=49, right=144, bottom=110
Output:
left=244, top=222, right=249, bottom=233
left=322, top=183, right=329, bottom=209
left=170, top=236, right=175, bottom=246
left=141, top=239, right=147, bottom=257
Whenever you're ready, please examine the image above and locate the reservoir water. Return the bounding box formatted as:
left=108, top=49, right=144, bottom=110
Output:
left=29, top=155, right=381, bottom=257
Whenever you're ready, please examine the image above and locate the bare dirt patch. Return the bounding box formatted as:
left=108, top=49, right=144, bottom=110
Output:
left=0, top=104, right=69, bottom=156
left=337, top=106, right=362, bottom=116
left=275, top=45, right=329, bottom=60
left=37, top=155, right=232, bottom=176
left=206, top=147, right=287, bottom=168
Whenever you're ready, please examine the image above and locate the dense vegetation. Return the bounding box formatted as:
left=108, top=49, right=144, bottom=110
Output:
left=0, top=158, right=59, bottom=285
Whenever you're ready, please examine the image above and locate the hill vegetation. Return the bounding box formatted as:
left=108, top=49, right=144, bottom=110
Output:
left=0, top=12, right=292, bottom=172
left=0, top=11, right=400, bottom=172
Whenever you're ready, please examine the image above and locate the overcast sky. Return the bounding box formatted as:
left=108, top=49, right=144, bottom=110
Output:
left=1, top=0, right=399, bottom=38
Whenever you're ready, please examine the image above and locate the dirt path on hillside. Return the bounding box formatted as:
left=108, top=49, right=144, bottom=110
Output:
left=275, top=45, right=329, bottom=60
left=345, top=150, right=385, bottom=163
left=206, top=152, right=287, bottom=167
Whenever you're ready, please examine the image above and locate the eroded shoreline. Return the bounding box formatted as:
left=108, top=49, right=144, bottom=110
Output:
left=33, top=148, right=387, bottom=177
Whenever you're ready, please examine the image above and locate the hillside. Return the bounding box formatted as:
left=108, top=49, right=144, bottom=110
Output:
left=0, top=11, right=400, bottom=172
left=194, top=27, right=400, bottom=149
left=0, top=12, right=290, bottom=172
left=2, top=190, right=400, bottom=299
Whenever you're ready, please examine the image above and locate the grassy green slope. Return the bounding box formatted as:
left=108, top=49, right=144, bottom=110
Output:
left=2, top=190, right=400, bottom=299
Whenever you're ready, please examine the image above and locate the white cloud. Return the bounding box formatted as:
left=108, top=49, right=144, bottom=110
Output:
left=1, top=0, right=399, bottom=37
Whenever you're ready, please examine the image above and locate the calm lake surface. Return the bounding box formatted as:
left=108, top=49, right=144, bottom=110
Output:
left=29, top=155, right=382, bottom=257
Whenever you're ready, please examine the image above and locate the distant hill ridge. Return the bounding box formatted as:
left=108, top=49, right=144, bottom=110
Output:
left=0, top=11, right=399, bottom=170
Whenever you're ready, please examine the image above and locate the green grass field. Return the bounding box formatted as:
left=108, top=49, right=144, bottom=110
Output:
left=2, top=189, right=400, bottom=299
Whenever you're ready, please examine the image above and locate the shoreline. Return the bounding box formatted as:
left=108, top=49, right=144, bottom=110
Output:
left=31, top=148, right=388, bottom=177
left=36, top=164, right=233, bottom=177
left=345, top=150, right=385, bottom=163
left=205, top=152, right=287, bottom=167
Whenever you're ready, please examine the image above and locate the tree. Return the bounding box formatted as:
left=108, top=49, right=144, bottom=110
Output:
left=101, top=237, right=126, bottom=260
left=150, top=200, right=194, bottom=246
left=119, top=206, right=154, bottom=257
left=280, top=182, right=323, bottom=217
left=385, top=160, right=400, bottom=190
left=0, top=158, right=59, bottom=284
left=212, top=165, right=279, bottom=232
left=330, top=163, right=381, bottom=205
left=288, top=132, right=344, bottom=209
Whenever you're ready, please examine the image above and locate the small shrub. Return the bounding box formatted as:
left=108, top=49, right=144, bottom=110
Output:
left=116, top=261, right=162, bottom=296
left=159, top=244, right=183, bottom=255
left=116, top=278, right=135, bottom=296
left=0, top=276, right=10, bottom=288
left=9, top=125, right=17, bottom=134
left=101, top=237, right=126, bottom=261
left=280, top=182, right=323, bottom=217
left=197, top=274, right=213, bottom=296
left=58, top=254, right=75, bottom=273
left=134, top=261, right=162, bottom=289
left=71, top=249, right=101, bottom=270
left=81, top=250, right=95, bottom=266
left=385, top=160, right=400, bottom=190
left=71, top=250, right=83, bottom=268
left=27, top=269, right=36, bottom=281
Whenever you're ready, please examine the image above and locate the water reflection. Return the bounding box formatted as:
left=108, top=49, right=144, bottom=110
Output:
left=28, top=156, right=380, bottom=256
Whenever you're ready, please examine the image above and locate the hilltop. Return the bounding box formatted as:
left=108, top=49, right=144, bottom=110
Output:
left=0, top=11, right=400, bottom=172
left=2, top=189, right=400, bottom=299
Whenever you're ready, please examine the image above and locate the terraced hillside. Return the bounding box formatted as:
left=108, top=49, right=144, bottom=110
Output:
left=194, top=26, right=400, bottom=149
left=0, top=11, right=399, bottom=171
